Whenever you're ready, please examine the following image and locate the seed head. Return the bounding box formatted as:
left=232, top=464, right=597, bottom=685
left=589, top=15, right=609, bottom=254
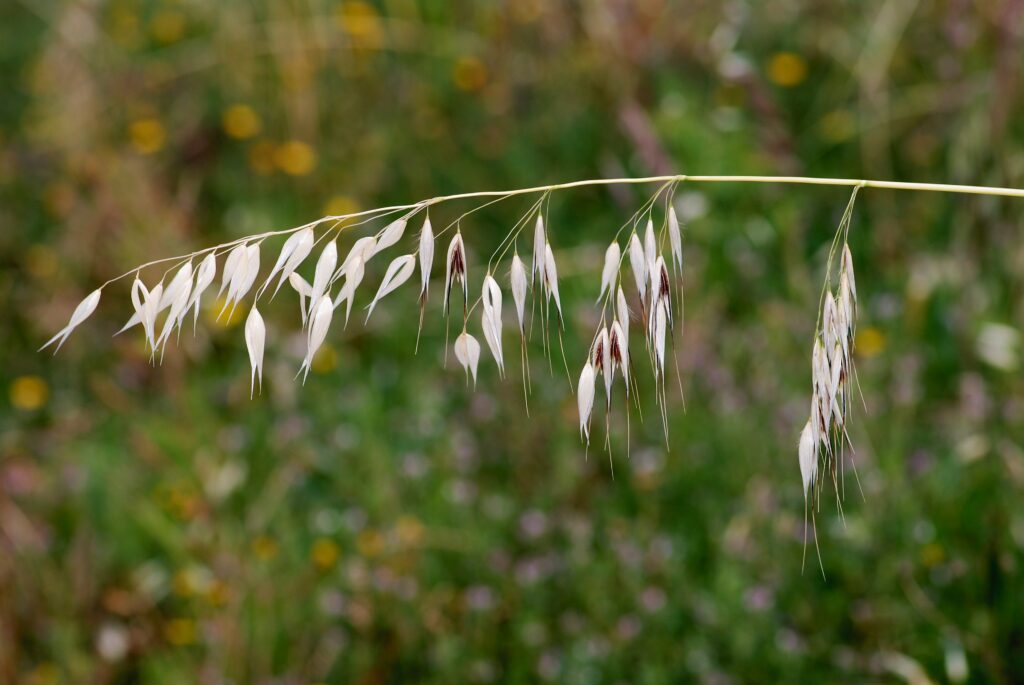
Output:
left=444, top=231, right=468, bottom=317
left=510, top=253, right=527, bottom=335
left=599, top=241, right=620, bottom=302
left=454, top=330, right=481, bottom=385
left=40, top=288, right=102, bottom=353
left=798, top=419, right=817, bottom=500
left=543, top=243, right=562, bottom=320
left=668, top=206, right=683, bottom=273
left=577, top=361, right=596, bottom=444
left=418, top=216, right=434, bottom=302
left=628, top=233, right=647, bottom=302
left=366, top=254, right=415, bottom=322
left=373, top=217, right=407, bottom=257
left=245, top=306, right=266, bottom=397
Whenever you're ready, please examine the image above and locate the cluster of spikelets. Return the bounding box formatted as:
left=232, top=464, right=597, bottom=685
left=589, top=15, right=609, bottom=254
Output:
left=41, top=183, right=861, bottom=504
left=576, top=208, right=684, bottom=454
left=798, top=242, right=859, bottom=512
left=41, top=196, right=686, bottom=452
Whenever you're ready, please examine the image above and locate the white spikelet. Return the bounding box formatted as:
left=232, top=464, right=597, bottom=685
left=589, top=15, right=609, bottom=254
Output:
left=843, top=244, right=857, bottom=305
left=366, top=255, right=415, bottom=322
left=830, top=341, right=844, bottom=424
left=339, top=255, right=365, bottom=325
left=644, top=218, right=656, bottom=270
left=647, top=256, right=672, bottom=339
left=267, top=227, right=314, bottom=298
left=616, top=286, right=630, bottom=340
left=599, top=241, right=620, bottom=302
left=120, top=261, right=192, bottom=336
left=159, top=261, right=193, bottom=311
left=653, top=302, right=667, bottom=379
left=217, top=244, right=247, bottom=299
left=812, top=339, right=832, bottom=436
left=454, top=330, right=481, bottom=386
left=610, top=320, right=629, bottom=390
left=510, top=253, right=527, bottom=335
left=837, top=275, right=852, bottom=365
left=483, top=273, right=503, bottom=322
left=245, top=306, right=266, bottom=397
left=444, top=232, right=468, bottom=317
left=479, top=275, right=503, bottom=379
left=141, top=282, right=164, bottom=354
left=481, top=307, right=504, bottom=375
left=289, top=273, right=312, bottom=325
left=823, top=293, right=838, bottom=360
left=187, top=253, right=217, bottom=328
left=340, top=237, right=377, bottom=278
left=577, top=361, right=596, bottom=444
left=531, top=215, right=546, bottom=286
left=222, top=244, right=260, bottom=316
left=418, top=216, right=434, bottom=303
left=262, top=228, right=307, bottom=297
left=373, top=218, right=407, bottom=257
left=543, top=244, right=562, bottom=320
left=798, top=419, right=817, bottom=500
left=310, top=241, right=337, bottom=315
left=593, top=327, right=612, bottom=408
left=156, top=264, right=194, bottom=352
left=668, top=206, right=683, bottom=273
left=628, top=233, right=647, bottom=303
left=41, top=288, right=102, bottom=352
left=300, top=295, right=333, bottom=383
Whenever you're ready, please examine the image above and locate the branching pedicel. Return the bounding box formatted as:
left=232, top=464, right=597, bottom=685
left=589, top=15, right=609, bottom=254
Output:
left=41, top=175, right=1024, bottom=511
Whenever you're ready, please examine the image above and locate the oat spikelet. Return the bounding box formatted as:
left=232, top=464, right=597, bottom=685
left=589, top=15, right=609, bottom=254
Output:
left=481, top=273, right=505, bottom=375
left=262, top=227, right=314, bottom=298
left=510, top=253, right=527, bottom=335
left=366, top=254, right=415, bottom=322
left=309, top=240, right=337, bottom=314
left=628, top=233, right=648, bottom=304
left=217, top=244, right=247, bottom=300
left=373, top=218, right=407, bottom=257
left=289, top=273, right=312, bottom=325
left=643, top=218, right=657, bottom=270
left=616, top=286, right=630, bottom=340
left=609, top=320, right=628, bottom=390
left=454, top=330, right=481, bottom=386
left=245, top=306, right=266, bottom=397
left=593, top=327, right=612, bottom=410
left=444, top=231, right=468, bottom=319
left=668, top=206, right=683, bottom=273
left=300, top=295, right=333, bottom=383
left=415, top=216, right=434, bottom=352
left=187, top=253, right=217, bottom=328
left=41, top=288, right=102, bottom=353
left=220, top=244, right=260, bottom=319
left=577, top=361, right=595, bottom=444
left=337, top=255, right=365, bottom=326
left=531, top=215, right=546, bottom=287
left=599, top=241, right=620, bottom=302
left=418, top=216, right=434, bottom=303
left=543, top=244, right=563, bottom=322
left=798, top=419, right=817, bottom=500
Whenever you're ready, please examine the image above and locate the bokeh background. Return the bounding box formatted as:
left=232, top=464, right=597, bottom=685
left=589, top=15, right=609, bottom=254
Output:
left=3, top=1, right=1024, bottom=683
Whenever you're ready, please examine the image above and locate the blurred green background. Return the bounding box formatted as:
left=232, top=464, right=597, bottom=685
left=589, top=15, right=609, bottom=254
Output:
left=2, top=1, right=1024, bottom=683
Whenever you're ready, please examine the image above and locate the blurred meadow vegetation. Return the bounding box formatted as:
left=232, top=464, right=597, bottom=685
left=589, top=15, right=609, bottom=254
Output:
left=2, top=0, right=1024, bottom=683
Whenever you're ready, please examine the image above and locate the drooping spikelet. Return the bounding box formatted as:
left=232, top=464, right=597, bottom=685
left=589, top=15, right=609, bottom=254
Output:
left=454, top=330, right=481, bottom=385
left=444, top=232, right=468, bottom=319
left=245, top=306, right=266, bottom=397
left=599, top=241, right=620, bottom=302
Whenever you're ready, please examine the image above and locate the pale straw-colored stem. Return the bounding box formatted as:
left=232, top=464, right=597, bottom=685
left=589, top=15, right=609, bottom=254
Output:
left=100, top=174, right=1024, bottom=289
